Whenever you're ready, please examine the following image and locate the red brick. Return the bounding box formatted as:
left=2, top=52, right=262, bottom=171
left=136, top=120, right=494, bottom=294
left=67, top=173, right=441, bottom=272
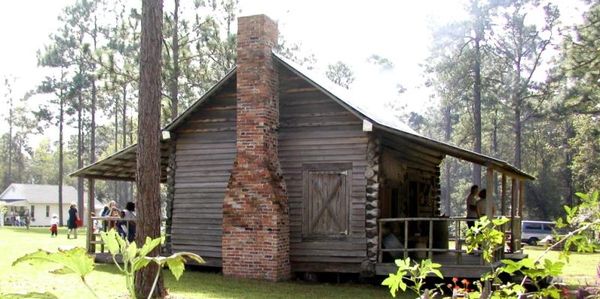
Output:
left=222, top=14, right=290, bottom=281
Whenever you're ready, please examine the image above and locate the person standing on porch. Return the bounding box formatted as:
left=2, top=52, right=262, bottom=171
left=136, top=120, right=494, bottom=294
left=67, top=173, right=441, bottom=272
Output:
left=476, top=189, right=495, bottom=218
left=67, top=204, right=78, bottom=239
left=466, top=185, right=479, bottom=228
left=101, top=200, right=117, bottom=217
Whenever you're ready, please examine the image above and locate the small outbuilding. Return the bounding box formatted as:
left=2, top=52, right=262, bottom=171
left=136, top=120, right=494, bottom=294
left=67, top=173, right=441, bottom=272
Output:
left=0, top=183, right=100, bottom=226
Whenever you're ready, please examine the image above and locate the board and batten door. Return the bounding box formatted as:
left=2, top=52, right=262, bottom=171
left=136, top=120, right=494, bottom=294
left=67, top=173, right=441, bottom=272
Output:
left=302, top=163, right=352, bottom=238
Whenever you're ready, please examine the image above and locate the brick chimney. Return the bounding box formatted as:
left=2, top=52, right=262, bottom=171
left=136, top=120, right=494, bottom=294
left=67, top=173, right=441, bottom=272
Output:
left=222, top=15, right=290, bottom=281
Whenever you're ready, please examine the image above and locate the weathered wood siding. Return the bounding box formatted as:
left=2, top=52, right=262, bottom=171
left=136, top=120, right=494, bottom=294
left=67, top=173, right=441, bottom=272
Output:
left=170, top=78, right=237, bottom=266
left=278, top=64, right=369, bottom=272
left=380, top=132, right=444, bottom=217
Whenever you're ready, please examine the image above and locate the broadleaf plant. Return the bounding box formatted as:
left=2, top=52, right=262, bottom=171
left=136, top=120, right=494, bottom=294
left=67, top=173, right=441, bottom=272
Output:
left=382, top=257, right=443, bottom=298
left=100, top=229, right=205, bottom=299
left=12, top=247, right=98, bottom=298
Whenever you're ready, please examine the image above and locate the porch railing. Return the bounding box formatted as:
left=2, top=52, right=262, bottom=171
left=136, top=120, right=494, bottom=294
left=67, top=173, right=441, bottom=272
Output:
left=88, top=216, right=136, bottom=253
left=377, top=217, right=520, bottom=265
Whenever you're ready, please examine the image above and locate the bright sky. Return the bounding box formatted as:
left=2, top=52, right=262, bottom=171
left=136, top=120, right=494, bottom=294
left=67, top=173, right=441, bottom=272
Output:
left=0, top=0, right=588, bottom=146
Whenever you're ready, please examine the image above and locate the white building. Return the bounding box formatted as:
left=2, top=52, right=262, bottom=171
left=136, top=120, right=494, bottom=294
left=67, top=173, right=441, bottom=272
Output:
left=0, top=183, right=101, bottom=226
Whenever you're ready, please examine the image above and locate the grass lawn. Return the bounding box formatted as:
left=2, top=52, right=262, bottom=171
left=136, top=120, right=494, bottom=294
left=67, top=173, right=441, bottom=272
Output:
left=3, top=228, right=596, bottom=298
left=0, top=227, right=394, bottom=299
left=523, top=245, right=600, bottom=285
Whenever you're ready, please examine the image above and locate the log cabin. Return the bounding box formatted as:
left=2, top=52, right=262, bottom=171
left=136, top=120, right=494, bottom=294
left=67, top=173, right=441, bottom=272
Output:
left=71, top=14, right=534, bottom=281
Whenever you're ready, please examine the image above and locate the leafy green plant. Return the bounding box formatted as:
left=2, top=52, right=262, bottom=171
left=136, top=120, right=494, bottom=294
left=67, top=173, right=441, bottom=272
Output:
left=12, top=247, right=98, bottom=298
left=381, top=209, right=586, bottom=299
left=556, top=191, right=600, bottom=254
left=100, top=229, right=205, bottom=299
left=382, top=191, right=600, bottom=298
left=465, top=216, right=509, bottom=263
left=382, top=257, right=443, bottom=298
left=500, top=258, right=564, bottom=298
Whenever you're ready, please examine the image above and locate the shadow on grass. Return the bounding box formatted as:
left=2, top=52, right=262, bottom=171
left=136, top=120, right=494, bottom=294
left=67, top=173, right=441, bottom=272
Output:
left=92, top=263, right=122, bottom=275
left=164, top=271, right=391, bottom=299
left=0, top=292, right=59, bottom=299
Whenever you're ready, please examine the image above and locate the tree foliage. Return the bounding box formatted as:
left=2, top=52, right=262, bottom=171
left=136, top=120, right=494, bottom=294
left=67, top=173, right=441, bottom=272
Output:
left=326, top=61, right=355, bottom=89
left=423, top=0, right=595, bottom=221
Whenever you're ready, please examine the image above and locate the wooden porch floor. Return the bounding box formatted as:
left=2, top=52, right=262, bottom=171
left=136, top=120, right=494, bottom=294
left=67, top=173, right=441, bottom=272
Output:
left=376, top=253, right=508, bottom=278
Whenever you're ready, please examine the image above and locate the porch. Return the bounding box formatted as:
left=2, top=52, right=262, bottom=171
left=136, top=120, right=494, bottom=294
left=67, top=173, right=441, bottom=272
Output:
left=373, top=130, right=532, bottom=278
left=69, top=141, right=171, bottom=256
left=375, top=216, right=521, bottom=277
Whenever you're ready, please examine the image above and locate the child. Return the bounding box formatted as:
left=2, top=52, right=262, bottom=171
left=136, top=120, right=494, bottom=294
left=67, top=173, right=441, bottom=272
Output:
left=91, top=212, right=101, bottom=234
left=107, top=207, right=121, bottom=231
left=50, top=215, right=59, bottom=237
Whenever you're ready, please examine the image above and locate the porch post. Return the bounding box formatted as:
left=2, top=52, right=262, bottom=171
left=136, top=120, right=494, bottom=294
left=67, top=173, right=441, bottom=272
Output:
left=519, top=180, right=525, bottom=218
left=86, top=178, right=95, bottom=254
left=510, top=178, right=518, bottom=252
left=501, top=174, right=507, bottom=216
left=485, top=167, right=494, bottom=218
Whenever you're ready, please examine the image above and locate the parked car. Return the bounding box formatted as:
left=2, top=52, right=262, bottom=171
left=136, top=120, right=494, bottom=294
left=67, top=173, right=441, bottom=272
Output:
left=521, top=220, right=555, bottom=246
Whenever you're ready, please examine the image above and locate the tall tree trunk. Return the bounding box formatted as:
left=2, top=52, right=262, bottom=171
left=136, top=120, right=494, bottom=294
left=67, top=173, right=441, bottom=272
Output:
left=164, top=0, right=180, bottom=255
left=170, top=0, right=180, bottom=120
left=513, top=60, right=522, bottom=169
left=77, top=76, right=84, bottom=221
left=135, top=0, right=164, bottom=297
left=16, top=142, right=23, bottom=180
left=514, top=107, right=522, bottom=168
left=122, top=84, right=129, bottom=204
left=6, top=82, right=13, bottom=187
left=564, top=120, right=575, bottom=206
left=472, top=7, right=483, bottom=186
left=492, top=108, right=499, bottom=199
left=114, top=94, right=119, bottom=201
left=443, top=104, right=452, bottom=216
left=58, top=74, right=65, bottom=226
left=90, top=16, right=98, bottom=210
left=130, top=115, right=135, bottom=199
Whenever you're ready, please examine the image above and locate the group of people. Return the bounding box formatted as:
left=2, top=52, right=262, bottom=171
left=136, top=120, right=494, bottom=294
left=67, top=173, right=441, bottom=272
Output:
left=7, top=210, right=31, bottom=229
left=47, top=203, right=80, bottom=239
left=466, top=185, right=495, bottom=227
left=100, top=200, right=136, bottom=242
left=47, top=201, right=136, bottom=241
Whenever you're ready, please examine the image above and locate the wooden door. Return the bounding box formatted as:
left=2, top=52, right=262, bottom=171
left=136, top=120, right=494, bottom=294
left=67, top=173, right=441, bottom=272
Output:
left=303, top=163, right=351, bottom=238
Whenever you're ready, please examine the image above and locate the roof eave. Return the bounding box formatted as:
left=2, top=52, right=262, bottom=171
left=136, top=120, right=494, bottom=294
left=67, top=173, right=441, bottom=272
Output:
left=164, top=67, right=236, bottom=132
left=69, top=143, right=138, bottom=178
left=374, top=124, right=535, bottom=180
left=274, top=52, right=534, bottom=181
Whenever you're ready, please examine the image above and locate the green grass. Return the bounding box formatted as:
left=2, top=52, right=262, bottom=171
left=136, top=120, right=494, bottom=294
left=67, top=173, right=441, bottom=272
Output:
left=0, top=227, right=393, bottom=299
left=523, top=245, right=600, bottom=285
left=3, top=228, right=596, bottom=298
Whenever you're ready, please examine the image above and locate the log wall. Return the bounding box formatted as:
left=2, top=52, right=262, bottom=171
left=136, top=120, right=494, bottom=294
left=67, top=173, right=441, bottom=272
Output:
left=278, top=64, right=369, bottom=272
left=170, top=78, right=237, bottom=267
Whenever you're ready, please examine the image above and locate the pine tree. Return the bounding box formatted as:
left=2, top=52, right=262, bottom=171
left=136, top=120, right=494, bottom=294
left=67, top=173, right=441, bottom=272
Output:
left=135, top=0, right=164, bottom=297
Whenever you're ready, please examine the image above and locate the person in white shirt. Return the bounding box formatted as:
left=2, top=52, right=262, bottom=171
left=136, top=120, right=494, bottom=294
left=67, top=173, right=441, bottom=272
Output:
left=50, top=215, right=59, bottom=237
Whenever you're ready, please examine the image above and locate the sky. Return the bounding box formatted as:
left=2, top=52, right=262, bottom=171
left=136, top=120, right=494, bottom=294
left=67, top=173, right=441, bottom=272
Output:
left=0, top=0, right=589, bottom=147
